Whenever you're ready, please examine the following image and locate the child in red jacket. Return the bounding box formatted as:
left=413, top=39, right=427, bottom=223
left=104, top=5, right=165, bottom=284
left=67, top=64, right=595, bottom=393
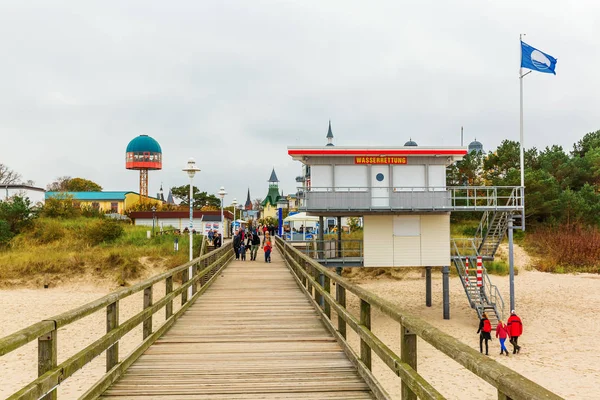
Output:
left=263, top=241, right=272, bottom=263
left=496, top=320, right=510, bottom=356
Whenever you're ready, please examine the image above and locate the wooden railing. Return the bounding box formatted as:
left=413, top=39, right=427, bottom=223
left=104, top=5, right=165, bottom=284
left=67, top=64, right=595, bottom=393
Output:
left=275, top=236, right=563, bottom=400
left=0, top=239, right=234, bottom=400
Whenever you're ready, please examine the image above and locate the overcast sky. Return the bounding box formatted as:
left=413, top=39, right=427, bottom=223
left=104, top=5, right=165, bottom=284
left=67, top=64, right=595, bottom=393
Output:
left=1, top=0, right=599, bottom=204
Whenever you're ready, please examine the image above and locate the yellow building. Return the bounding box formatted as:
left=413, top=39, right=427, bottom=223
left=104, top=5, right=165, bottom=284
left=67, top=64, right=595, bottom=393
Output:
left=45, top=191, right=163, bottom=214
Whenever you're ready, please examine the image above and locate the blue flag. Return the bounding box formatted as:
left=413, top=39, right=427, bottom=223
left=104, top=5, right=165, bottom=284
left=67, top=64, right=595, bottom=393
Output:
left=521, top=41, right=557, bottom=74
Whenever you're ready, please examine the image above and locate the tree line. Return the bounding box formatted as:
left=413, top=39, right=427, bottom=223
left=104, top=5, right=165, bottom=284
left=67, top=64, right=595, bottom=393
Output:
left=447, top=130, right=600, bottom=227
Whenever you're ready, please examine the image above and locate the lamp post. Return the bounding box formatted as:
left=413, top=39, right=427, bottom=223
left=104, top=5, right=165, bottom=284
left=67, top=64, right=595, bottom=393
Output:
left=232, top=198, right=238, bottom=236
left=218, top=186, right=227, bottom=240
left=151, top=206, right=156, bottom=237
left=183, top=158, right=200, bottom=299
left=238, top=204, right=244, bottom=231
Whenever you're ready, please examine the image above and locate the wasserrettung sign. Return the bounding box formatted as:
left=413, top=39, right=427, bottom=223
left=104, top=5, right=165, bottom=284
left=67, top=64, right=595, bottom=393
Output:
left=354, top=156, right=407, bottom=164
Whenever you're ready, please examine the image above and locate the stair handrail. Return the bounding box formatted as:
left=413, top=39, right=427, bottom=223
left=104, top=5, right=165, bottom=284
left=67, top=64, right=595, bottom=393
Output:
left=482, top=266, right=505, bottom=321
left=451, top=241, right=477, bottom=308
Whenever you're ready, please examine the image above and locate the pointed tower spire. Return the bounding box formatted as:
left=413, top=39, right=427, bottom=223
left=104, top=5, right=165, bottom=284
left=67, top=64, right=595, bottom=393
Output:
left=268, top=167, right=279, bottom=184
left=245, top=188, right=252, bottom=210
left=326, top=120, right=334, bottom=146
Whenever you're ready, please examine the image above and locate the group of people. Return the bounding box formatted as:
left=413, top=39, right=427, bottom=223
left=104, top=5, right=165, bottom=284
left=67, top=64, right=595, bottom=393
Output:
left=233, top=228, right=272, bottom=262
left=477, top=310, right=523, bottom=356
left=206, top=229, right=222, bottom=248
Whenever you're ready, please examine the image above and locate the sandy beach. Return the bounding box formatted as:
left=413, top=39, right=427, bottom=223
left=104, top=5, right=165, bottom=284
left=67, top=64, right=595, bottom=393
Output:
left=1, top=253, right=599, bottom=399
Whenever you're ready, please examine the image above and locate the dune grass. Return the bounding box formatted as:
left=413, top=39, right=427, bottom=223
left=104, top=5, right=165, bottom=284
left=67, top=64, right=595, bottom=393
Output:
left=0, top=218, right=196, bottom=286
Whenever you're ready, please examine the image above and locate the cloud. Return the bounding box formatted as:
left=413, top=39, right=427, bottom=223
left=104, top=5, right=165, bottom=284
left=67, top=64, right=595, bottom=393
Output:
left=1, top=0, right=599, bottom=204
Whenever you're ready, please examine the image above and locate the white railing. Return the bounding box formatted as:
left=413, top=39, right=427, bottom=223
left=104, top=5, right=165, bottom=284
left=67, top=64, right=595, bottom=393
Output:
left=299, top=186, right=524, bottom=211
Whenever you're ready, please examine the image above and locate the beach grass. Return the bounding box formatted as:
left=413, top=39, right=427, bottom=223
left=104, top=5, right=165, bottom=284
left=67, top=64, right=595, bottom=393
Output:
left=0, top=218, right=193, bottom=286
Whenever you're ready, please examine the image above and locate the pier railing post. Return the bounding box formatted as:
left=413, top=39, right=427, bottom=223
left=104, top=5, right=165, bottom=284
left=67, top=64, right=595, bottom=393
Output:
left=191, top=262, right=198, bottom=296
left=143, top=286, right=153, bottom=339
left=401, top=325, right=417, bottom=400
left=166, top=276, right=173, bottom=319
left=323, top=273, right=331, bottom=318
left=181, top=267, right=189, bottom=305
left=106, top=301, right=119, bottom=372
left=314, top=266, right=323, bottom=306
left=337, top=284, right=346, bottom=339
left=38, top=325, right=57, bottom=400
left=360, top=299, right=371, bottom=370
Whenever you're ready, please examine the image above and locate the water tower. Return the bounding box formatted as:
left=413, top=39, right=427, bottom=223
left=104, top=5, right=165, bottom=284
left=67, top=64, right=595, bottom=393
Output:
left=125, top=134, right=162, bottom=198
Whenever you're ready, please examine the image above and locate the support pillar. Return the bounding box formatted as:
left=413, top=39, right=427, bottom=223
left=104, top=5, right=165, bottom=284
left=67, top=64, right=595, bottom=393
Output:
left=425, top=267, right=432, bottom=307
left=442, top=266, right=450, bottom=319
left=336, top=216, right=342, bottom=259
left=318, top=216, right=324, bottom=260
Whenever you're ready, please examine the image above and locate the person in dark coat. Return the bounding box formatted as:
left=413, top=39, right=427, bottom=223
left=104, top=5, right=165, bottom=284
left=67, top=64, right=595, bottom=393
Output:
left=233, top=232, right=241, bottom=259
left=213, top=233, right=222, bottom=248
left=477, top=313, right=492, bottom=355
left=250, top=231, right=261, bottom=261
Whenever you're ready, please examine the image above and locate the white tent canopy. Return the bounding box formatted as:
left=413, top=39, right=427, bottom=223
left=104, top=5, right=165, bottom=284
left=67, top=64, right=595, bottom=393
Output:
left=284, top=212, right=319, bottom=222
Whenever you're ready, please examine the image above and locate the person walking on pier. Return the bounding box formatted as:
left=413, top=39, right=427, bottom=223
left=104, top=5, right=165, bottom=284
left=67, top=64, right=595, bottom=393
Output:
left=263, top=240, right=272, bottom=263
left=496, top=319, right=510, bottom=356
left=249, top=231, right=260, bottom=261
left=477, top=313, right=492, bottom=355
left=213, top=233, right=222, bottom=248
left=507, top=310, right=523, bottom=354
left=233, top=232, right=241, bottom=260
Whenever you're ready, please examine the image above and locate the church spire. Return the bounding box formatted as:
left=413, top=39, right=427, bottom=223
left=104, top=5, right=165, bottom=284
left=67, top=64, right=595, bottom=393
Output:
left=245, top=188, right=252, bottom=210
left=326, top=120, right=334, bottom=146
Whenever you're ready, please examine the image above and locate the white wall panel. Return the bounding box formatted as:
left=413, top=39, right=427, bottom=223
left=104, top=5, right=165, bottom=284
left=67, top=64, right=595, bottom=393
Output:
left=334, top=165, right=367, bottom=190
left=428, top=165, right=446, bottom=191
left=363, top=215, right=393, bottom=267
left=393, top=237, right=421, bottom=266
left=420, top=214, right=450, bottom=266
left=393, top=165, right=425, bottom=191
left=393, top=215, right=420, bottom=236
left=311, top=165, right=332, bottom=191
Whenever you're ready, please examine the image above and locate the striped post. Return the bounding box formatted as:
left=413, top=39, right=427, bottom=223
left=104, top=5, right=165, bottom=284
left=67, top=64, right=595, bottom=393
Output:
left=464, top=257, right=470, bottom=286
left=476, top=256, right=483, bottom=287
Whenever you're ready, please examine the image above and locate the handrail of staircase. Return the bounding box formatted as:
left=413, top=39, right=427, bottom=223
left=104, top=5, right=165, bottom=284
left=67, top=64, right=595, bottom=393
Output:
left=0, top=242, right=234, bottom=400
left=451, top=241, right=476, bottom=309
left=482, top=267, right=505, bottom=321
left=276, top=236, right=563, bottom=400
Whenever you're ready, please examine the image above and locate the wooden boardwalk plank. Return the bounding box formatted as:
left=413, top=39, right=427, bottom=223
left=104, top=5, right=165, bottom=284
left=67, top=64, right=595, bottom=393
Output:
left=100, top=246, right=374, bottom=399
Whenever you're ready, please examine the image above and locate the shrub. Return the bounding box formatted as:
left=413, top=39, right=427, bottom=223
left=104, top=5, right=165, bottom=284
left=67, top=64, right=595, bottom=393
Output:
left=526, top=224, right=600, bottom=273
left=0, top=220, right=13, bottom=246
left=0, top=196, right=36, bottom=233
left=43, top=195, right=79, bottom=218
left=86, top=219, right=125, bottom=245
left=30, top=219, right=65, bottom=244
left=80, top=204, right=104, bottom=218
left=484, top=260, right=509, bottom=276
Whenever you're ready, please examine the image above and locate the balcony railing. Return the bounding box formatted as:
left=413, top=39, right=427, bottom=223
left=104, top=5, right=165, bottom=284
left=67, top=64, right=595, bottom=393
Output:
left=298, top=186, right=524, bottom=212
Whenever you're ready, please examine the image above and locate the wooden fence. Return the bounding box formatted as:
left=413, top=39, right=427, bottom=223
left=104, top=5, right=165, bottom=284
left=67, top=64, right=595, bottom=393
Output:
left=275, top=236, right=563, bottom=400
left=0, top=239, right=233, bottom=400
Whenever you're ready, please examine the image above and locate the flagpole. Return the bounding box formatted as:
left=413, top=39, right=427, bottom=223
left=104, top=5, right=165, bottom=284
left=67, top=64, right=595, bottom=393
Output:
left=519, top=34, right=526, bottom=231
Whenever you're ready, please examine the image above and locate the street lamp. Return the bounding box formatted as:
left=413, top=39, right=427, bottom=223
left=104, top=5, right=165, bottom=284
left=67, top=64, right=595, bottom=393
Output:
left=232, top=198, right=238, bottom=236
left=151, top=205, right=156, bottom=237
left=238, top=204, right=244, bottom=231
left=183, top=158, right=200, bottom=299
left=218, top=186, right=227, bottom=240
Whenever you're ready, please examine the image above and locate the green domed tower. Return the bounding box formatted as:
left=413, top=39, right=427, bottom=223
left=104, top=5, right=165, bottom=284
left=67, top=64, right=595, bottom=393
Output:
left=125, top=134, right=163, bottom=198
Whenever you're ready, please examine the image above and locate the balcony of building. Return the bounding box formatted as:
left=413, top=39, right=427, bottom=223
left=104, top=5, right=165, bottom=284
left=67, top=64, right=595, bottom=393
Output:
left=297, top=186, right=524, bottom=215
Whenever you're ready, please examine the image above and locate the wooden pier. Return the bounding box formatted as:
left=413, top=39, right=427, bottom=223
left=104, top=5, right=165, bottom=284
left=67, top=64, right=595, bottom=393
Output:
left=99, top=249, right=374, bottom=399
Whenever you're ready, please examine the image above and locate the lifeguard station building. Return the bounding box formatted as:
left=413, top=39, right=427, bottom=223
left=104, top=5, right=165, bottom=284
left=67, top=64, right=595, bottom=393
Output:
left=288, top=135, right=524, bottom=321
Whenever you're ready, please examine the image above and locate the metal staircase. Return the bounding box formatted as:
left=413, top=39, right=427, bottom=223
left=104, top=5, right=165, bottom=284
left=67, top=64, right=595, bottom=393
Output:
left=451, top=249, right=504, bottom=329
left=451, top=188, right=522, bottom=327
